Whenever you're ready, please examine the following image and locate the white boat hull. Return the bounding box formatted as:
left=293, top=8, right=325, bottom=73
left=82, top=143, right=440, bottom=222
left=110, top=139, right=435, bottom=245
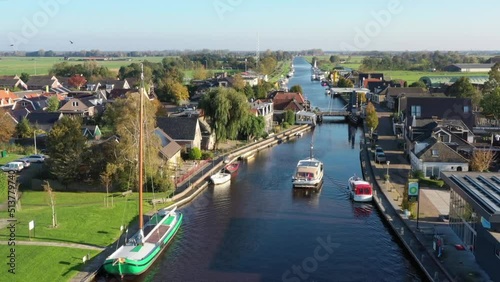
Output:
left=353, top=194, right=373, bottom=202
left=211, top=172, right=231, bottom=185
left=292, top=157, right=324, bottom=189
left=348, top=176, right=373, bottom=202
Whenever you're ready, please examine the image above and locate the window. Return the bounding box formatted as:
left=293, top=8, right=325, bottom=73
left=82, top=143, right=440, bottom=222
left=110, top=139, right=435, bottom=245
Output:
left=464, top=105, right=470, bottom=113
left=432, top=149, right=439, bottom=157
left=72, top=101, right=79, bottom=107
left=411, top=105, right=421, bottom=118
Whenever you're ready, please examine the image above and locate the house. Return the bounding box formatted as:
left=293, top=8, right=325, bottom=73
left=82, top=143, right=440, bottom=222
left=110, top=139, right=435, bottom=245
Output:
left=420, top=76, right=489, bottom=90
left=410, top=137, right=469, bottom=178
left=26, top=112, right=63, bottom=132
left=59, top=96, right=102, bottom=117
left=440, top=172, right=500, bottom=282
left=486, top=56, right=500, bottom=64
left=443, top=64, right=494, bottom=73
left=0, top=89, right=18, bottom=108
left=295, top=110, right=317, bottom=126
left=384, top=87, right=428, bottom=110
left=12, top=89, right=45, bottom=99
left=86, top=79, right=130, bottom=92
left=154, top=128, right=182, bottom=167
left=0, top=76, right=28, bottom=90
left=156, top=117, right=202, bottom=150
left=26, top=76, right=60, bottom=90
left=82, top=125, right=102, bottom=140
left=358, top=73, right=384, bottom=87
left=404, top=97, right=474, bottom=130
left=249, top=99, right=274, bottom=132
left=268, top=91, right=308, bottom=111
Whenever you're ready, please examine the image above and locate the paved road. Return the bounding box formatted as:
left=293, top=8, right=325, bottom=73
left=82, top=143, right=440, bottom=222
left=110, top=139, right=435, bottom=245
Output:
left=0, top=240, right=104, bottom=251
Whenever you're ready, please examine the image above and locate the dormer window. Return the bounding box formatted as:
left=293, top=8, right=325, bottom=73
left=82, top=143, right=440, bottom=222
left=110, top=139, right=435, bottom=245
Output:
left=22, top=102, right=27, bottom=107
left=411, top=105, right=421, bottom=118
left=464, top=105, right=470, bottom=113
left=432, top=149, right=439, bottom=157
left=72, top=101, right=79, bottom=107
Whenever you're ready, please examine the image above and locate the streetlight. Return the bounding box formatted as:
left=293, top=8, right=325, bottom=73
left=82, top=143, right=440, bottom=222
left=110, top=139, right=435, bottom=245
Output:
left=386, top=161, right=390, bottom=179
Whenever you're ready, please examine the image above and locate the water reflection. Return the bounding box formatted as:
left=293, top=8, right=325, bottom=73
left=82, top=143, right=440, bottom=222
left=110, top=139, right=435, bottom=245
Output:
left=352, top=202, right=374, bottom=219
left=348, top=124, right=357, bottom=149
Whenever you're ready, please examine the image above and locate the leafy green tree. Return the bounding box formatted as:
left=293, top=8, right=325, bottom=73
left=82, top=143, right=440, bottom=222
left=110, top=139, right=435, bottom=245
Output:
left=285, top=109, right=295, bottom=125
left=240, top=115, right=265, bottom=141
left=446, top=77, right=475, bottom=98
left=199, top=87, right=250, bottom=149
left=243, top=84, right=255, bottom=99
left=289, top=85, right=303, bottom=94
left=0, top=109, right=16, bottom=142
left=46, top=116, right=88, bottom=185
left=489, top=63, right=500, bottom=83
left=189, top=147, right=202, bottom=160
left=258, top=56, right=277, bottom=75
left=365, top=102, right=379, bottom=132
left=192, top=66, right=208, bottom=80
left=329, top=55, right=341, bottom=63
left=481, top=87, right=500, bottom=123
left=100, top=163, right=117, bottom=207
left=20, top=72, right=30, bottom=83
left=232, top=74, right=245, bottom=91
left=158, top=78, right=189, bottom=104
left=483, top=63, right=500, bottom=95
left=409, top=81, right=427, bottom=88
left=46, top=95, right=60, bottom=112
left=15, top=117, right=33, bottom=138
left=337, top=77, right=354, bottom=88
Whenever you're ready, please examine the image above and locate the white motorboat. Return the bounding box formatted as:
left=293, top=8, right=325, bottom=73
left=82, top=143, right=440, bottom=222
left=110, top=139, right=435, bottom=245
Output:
left=292, top=143, right=324, bottom=189
left=210, top=172, right=231, bottom=185
left=347, top=175, right=373, bottom=202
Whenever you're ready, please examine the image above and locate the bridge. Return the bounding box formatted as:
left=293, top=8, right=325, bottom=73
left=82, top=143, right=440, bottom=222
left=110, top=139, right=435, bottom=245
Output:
left=317, top=104, right=351, bottom=116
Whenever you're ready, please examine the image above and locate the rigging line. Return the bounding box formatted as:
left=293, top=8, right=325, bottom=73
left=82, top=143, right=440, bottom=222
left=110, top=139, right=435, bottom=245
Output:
left=115, top=163, right=135, bottom=250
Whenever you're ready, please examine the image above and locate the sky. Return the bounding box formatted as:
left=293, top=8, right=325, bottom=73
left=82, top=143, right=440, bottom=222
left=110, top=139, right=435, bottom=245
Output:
left=1, top=0, right=499, bottom=52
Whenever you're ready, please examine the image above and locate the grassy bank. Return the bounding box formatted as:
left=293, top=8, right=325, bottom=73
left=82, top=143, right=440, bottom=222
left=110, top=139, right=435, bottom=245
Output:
left=268, top=60, right=292, bottom=82
left=0, top=190, right=174, bottom=280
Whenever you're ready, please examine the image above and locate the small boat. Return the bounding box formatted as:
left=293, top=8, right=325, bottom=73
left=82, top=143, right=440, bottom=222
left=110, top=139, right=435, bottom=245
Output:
left=210, top=171, right=231, bottom=185
left=224, top=162, right=240, bottom=173
left=292, top=143, right=324, bottom=189
left=347, top=175, right=373, bottom=202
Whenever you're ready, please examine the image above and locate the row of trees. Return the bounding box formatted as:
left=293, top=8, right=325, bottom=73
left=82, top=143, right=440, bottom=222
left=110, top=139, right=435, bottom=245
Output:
left=49, top=61, right=113, bottom=81
left=360, top=51, right=487, bottom=71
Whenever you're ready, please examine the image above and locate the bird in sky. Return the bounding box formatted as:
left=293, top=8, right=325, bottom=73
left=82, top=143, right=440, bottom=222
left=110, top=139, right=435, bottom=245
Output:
left=9, top=44, right=14, bottom=47
left=70, top=40, right=74, bottom=44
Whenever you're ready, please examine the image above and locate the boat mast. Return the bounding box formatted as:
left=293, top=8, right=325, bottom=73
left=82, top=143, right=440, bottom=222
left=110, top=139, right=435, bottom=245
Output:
left=139, top=63, right=145, bottom=231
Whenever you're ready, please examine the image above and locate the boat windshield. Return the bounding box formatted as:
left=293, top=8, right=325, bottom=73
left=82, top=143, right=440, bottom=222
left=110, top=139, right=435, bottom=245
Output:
left=298, top=161, right=319, bottom=167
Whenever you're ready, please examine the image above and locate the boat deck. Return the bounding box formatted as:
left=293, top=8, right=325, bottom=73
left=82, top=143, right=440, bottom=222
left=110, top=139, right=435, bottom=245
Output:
left=146, top=225, right=171, bottom=244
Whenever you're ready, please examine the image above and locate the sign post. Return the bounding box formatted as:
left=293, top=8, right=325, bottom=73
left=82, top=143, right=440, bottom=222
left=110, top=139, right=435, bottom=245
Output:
left=408, top=180, right=420, bottom=229
left=28, top=220, right=35, bottom=240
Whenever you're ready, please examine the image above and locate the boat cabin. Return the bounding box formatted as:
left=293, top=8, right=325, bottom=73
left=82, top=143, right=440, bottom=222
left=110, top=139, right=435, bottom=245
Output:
left=353, top=182, right=372, bottom=196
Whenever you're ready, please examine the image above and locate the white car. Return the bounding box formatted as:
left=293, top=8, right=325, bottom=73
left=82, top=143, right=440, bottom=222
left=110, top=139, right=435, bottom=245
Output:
left=25, top=154, right=46, bottom=163
left=16, top=159, right=31, bottom=168
left=1, top=162, right=24, bottom=172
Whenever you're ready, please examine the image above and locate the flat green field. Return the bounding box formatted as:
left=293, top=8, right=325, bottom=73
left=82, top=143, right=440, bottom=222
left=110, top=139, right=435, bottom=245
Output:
left=0, top=56, right=165, bottom=76
left=0, top=190, right=173, bottom=280
left=0, top=245, right=98, bottom=282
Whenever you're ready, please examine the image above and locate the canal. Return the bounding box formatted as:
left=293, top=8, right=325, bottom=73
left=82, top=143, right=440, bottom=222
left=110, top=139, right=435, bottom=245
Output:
left=141, top=57, right=422, bottom=281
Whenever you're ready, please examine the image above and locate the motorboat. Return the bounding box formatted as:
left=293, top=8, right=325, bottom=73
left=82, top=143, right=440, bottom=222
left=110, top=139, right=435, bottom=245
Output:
left=347, top=175, right=373, bottom=202
left=224, top=162, right=240, bottom=173
left=210, top=171, right=231, bottom=185
left=292, top=144, right=323, bottom=189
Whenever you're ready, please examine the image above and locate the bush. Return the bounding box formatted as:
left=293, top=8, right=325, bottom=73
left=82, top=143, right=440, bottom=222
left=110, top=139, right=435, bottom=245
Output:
left=201, top=151, right=214, bottom=160
left=0, top=143, right=35, bottom=155
left=411, top=170, right=424, bottom=179
left=282, top=122, right=290, bottom=129
left=188, top=147, right=202, bottom=160
left=419, top=177, right=444, bottom=188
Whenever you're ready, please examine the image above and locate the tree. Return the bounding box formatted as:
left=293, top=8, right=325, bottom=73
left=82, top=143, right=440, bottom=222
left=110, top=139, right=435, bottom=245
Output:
left=232, top=74, right=245, bottom=91
left=481, top=87, right=500, bottom=123
left=15, top=117, right=33, bottom=138
left=337, top=77, right=354, bottom=88
left=198, top=87, right=250, bottom=149
left=103, top=92, right=163, bottom=191
left=43, top=181, right=57, bottom=228
left=47, top=95, right=60, bottom=112
left=240, top=115, right=265, bottom=141
left=0, top=109, right=16, bottom=142
left=68, top=75, right=87, bottom=89
left=365, top=102, right=379, bottom=132
left=158, top=78, right=189, bottom=104
left=46, top=116, right=88, bottom=185
left=192, top=66, right=208, bottom=80
left=189, top=147, right=202, bottom=160
left=100, top=163, right=117, bottom=207
left=285, top=109, right=296, bottom=125
left=470, top=150, right=495, bottom=172
left=489, top=63, right=500, bottom=83
left=20, top=72, right=30, bottom=83
left=409, top=81, right=427, bottom=88
left=289, top=85, right=303, bottom=94
left=446, top=77, right=475, bottom=98
left=329, top=55, right=341, bottom=63
left=243, top=84, right=254, bottom=99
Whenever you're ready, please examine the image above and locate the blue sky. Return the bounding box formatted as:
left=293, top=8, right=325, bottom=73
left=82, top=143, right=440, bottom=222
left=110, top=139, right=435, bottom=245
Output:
left=1, top=0, right=499, bottom=51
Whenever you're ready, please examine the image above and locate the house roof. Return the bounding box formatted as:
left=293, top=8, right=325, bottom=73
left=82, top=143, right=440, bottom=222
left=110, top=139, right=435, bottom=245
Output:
left=450, top=63, right=494, bottom=69
left=385, top=87, right=427, bottom=98
left=415, top=138, right=469, bottom=163
left=27, top=76, right=57, bottom=87
left=156, top=117, right=199, bottom=141
left=420, top=76, right=489, bottom=87
left=9, top=108, right=30, bottom=123
left=154, top=128, right=182, bottom=159
left=0, top=89, right=18, bottom=101
left=269, top=91, right=306, bottom=104
left=26, top=112, right=62, bottom=125
left=12, top=90, right=45, bottom=98
left=109, top=89, right=133, bottom=100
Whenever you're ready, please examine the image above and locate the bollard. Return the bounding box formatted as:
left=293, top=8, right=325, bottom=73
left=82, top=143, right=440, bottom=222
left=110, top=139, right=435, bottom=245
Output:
left=400, top=227, right=404, bottom=236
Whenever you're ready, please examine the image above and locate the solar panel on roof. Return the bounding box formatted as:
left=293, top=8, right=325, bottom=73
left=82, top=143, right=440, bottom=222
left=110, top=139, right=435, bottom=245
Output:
left=451, top=175, right=498, bottom=214
left=464, top=175, right=500, bottom=208
left=477, top=175, right=500, bottom=196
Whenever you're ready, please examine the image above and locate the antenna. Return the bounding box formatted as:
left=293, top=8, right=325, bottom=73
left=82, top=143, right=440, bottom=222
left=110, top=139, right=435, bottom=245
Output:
left=256, top=32, right=260, bottom=69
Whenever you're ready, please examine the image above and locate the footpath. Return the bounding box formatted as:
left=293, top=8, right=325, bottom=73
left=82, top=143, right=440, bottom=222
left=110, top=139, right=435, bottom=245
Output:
left=362, top=106, right=491, bottom=282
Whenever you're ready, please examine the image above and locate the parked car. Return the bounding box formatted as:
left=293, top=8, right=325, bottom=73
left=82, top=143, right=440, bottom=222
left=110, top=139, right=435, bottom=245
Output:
left=1, top=161, right=24, bottom=172
left=374, top=146, right=383, bottom=157
left=375, top=152, right=387, bottom=163
left=25, top=154, right=46, bottom=163
left=16, top=159, right=31, bottom=168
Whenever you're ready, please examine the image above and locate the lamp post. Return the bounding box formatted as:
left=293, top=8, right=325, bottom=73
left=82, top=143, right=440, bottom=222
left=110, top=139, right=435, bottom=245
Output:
left=386, top=161, right=390, bottom=180
left=34, top=131, right=37, bottom=155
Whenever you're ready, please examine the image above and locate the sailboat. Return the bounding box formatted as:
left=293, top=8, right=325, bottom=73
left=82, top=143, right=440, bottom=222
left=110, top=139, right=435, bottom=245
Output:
left=103, top=64, right=183, bottom=277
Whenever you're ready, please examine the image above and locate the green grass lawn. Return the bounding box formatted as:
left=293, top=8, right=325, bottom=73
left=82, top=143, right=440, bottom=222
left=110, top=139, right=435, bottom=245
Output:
left=0, top=56, right=165, bottom=76
left=0, top=245, right=98, bottom=282
left=0, top=154, right=24, bottom=165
